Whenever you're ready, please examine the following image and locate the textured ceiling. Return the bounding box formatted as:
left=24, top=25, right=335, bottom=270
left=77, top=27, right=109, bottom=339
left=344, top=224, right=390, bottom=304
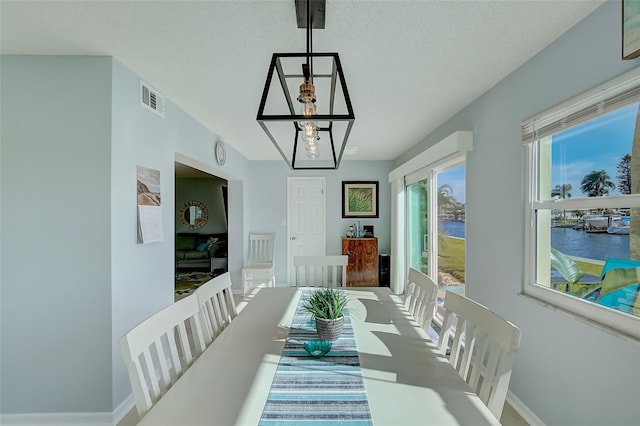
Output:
left=1, top=0, right=605, bottom=161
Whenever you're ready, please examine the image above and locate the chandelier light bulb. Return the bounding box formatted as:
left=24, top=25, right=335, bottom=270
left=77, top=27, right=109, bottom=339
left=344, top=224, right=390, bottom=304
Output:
left=298, top=81, right=320, bottom=159
left=302, top=119, right=319, bottom=159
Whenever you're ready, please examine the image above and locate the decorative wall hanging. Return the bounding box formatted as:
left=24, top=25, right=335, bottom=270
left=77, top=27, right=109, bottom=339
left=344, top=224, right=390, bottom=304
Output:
left=179, top=200, right=208, bottom=230
left=342, top=181, right=379, bottom=218
left=623, top=0, right=640, bottom=59
left=137, top=166, right=163, bottom=243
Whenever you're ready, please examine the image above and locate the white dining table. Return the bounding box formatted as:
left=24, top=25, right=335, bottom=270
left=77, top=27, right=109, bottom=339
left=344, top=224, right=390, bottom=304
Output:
left=137, top=287, right=500, bottom=426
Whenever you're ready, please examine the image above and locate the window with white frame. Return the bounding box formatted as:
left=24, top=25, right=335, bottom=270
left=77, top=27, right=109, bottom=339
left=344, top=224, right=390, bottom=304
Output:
left=523, top=67, right=640, bottom=338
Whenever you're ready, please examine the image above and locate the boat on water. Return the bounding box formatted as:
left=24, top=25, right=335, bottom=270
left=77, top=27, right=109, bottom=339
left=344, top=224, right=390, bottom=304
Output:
left=584, top=215, right=609, bottom=232
left=607, top=217, right=630, bottom=235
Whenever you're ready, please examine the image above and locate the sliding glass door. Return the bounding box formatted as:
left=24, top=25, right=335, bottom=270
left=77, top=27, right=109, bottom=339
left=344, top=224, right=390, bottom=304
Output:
left=406, top=162, right=465, bottom=295
left=406, top=178, right=430, bottom=275
left=436, top=165, right=465, bottom=294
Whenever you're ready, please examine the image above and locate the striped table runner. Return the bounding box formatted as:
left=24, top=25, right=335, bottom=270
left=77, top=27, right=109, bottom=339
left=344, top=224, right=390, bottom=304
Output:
left=259, top=290, right=373, bottom=425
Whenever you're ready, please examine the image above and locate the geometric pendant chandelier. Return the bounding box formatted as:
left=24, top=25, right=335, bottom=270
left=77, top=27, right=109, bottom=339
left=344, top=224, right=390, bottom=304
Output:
left=256, top=0, right=355, bottom=170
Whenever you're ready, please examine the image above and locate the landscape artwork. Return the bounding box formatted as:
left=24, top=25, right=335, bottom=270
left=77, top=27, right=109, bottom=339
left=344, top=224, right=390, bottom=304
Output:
left=137, top=165, right=163, bottom=243
left=137, top=166, right=161, bottom=206
left=623, top=0, right=640, bottom=59
left=342, top=181, right=379, bottom=218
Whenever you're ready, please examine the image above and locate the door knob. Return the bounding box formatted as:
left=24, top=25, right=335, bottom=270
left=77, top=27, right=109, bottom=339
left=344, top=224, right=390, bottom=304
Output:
left=291, top=236, right=297, bottom=240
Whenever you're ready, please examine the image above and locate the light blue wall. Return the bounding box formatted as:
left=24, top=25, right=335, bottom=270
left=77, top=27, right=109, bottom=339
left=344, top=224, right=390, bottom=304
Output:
left=246, top=160, right=393, bottom=282
left=109, top=59, right=251, bottom=408
left=0, top=55, right=253, bottom=414
left=395, top=3, right=640, bottom=424
left=1, top=56, right=113, bottom=412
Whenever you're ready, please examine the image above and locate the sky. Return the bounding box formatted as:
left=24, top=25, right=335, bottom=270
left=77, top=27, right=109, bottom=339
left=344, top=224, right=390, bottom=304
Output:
left=551, top=103, right=638, bottom=198
left=437, top=164, right=465, bottom=204
left=433, top=103, right=639, bottom=206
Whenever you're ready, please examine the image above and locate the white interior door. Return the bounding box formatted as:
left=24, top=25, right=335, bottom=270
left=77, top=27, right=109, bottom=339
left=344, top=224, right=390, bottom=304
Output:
left=287, top=177, right=326, bottom=284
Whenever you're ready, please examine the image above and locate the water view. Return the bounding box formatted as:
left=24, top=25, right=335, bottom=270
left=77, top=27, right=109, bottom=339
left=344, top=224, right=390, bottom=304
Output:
left=442, top=221, right=464, bottom=238
left=550, top=227, right=629, bottom=261
left=442, top=221, right=630, bottom=261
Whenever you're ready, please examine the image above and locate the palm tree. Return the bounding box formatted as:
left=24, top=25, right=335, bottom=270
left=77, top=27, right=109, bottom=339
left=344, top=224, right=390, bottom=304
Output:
left=436, top=184, right=461, bottom=253
left=551, top=183, right=572, bottom=225
left=438, top=184, right=461, bottom=215
left=580, top=170, right=616, bottom=197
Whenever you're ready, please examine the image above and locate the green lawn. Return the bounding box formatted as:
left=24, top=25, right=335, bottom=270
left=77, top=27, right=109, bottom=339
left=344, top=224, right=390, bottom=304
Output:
left=438, top=236, right=465, bottom=282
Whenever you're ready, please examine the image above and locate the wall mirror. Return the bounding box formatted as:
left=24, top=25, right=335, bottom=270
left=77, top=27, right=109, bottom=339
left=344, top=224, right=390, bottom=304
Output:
left=179, top=200, right=208, bottom=229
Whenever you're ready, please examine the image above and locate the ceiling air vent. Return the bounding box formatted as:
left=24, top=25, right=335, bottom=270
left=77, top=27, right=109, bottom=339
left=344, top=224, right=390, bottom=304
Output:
left=140, top=80, right=165, bottom=117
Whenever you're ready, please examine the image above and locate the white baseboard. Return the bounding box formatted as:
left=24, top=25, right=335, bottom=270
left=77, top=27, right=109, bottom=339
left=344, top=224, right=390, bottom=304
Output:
left=113, top=394, right=135, bottom=425
left=0, top=412, right=112, bottom=426
left=507, top=390, right=546, bottom=426
left=0, top=394, right=136, bottom=426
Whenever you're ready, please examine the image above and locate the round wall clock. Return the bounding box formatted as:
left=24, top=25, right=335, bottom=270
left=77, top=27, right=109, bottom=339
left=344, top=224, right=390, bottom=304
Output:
left=215, top=140, right=226, bottom=165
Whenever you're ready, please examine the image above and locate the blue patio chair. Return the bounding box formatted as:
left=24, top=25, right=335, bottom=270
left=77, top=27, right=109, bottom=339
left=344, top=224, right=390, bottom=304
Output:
left=550, top=250, right=640, bottom=315
left=588, top=258, right=640, bottom=315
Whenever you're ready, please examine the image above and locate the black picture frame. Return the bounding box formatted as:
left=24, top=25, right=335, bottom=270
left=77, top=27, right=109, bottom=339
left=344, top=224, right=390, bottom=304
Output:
left=342, top=181, right=379, bottom=218
left=623, top=0, right=640, bottom=59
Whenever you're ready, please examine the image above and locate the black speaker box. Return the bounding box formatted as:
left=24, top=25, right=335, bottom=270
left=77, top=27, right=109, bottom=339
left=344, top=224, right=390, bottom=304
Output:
left=378, top=254, right=390, bottom=287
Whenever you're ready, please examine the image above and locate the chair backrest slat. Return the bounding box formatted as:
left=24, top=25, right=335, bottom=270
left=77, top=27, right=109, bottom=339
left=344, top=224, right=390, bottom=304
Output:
left=224, top=285, right=237, bottom=316
left=201, top=298, right=220, bottom=340
left=403, top=268, right=438, bottom=330
left=143, top=347, right=162, bottom=400
left=120, top=296, right=206, bottom=417
left=437, top=291, right=521, bottom=420
left=248, top=233, right=275, bottom=265
left=294, top=255, right=348, bottom=287
left=195, top=272, right=237, bottom=345
left=163, top=333, right=181, bottom=380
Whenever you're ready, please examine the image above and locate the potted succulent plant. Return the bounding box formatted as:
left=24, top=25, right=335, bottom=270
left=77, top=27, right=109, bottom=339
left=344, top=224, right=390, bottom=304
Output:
left=302, top=288, right=347, bottom=341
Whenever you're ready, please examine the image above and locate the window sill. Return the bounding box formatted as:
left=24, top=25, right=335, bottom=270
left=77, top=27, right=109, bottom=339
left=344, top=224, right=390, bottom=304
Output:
left=517, top=292, right=640, bottom=344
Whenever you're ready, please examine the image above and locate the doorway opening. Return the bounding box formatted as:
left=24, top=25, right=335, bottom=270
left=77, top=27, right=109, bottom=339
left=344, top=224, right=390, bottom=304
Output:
left=174, top=161, right=228, bottom=300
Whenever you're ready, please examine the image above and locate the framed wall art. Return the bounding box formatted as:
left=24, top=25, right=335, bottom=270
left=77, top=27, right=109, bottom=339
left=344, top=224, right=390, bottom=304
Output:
left=623, top=0, right=640, bottom=59
left=137, top=165, right=163, bottom=243
left=342, top=181, right=379, bottom=218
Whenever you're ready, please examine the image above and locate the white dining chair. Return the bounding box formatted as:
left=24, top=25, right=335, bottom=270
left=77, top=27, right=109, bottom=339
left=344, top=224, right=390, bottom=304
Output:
left=294, top=255, right=348, bottom=287
left=403, top=268, right=439, bottom=330
left=194, top=272, right=237, bottom=345
left=120, top=295, right=206, bottom=417
left=241, top=233, right=276, bottom=293
left=437, top=291, right=521, bottom=419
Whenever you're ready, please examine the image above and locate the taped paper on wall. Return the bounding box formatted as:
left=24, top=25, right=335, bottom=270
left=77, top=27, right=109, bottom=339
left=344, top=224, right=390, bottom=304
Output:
left=138, top=205, right=163, bottom=243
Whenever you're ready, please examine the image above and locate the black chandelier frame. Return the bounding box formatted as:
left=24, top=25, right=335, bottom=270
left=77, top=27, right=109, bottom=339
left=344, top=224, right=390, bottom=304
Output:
left=256, top=52, right=355, bottom=170
left=257, top=0, right=354, bottom=170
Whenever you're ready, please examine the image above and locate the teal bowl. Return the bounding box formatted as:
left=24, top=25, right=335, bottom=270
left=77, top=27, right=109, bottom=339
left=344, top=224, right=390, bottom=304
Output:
left=303, top=340, right=332, bottom=358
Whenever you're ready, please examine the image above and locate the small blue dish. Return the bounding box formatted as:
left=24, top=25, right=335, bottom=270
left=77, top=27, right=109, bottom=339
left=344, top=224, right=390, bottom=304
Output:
left=303, top=340, right=332, bottom=358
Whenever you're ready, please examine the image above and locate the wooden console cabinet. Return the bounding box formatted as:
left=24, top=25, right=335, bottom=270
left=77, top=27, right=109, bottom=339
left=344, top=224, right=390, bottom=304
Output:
left=342, top=237, right=378, bottom=286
